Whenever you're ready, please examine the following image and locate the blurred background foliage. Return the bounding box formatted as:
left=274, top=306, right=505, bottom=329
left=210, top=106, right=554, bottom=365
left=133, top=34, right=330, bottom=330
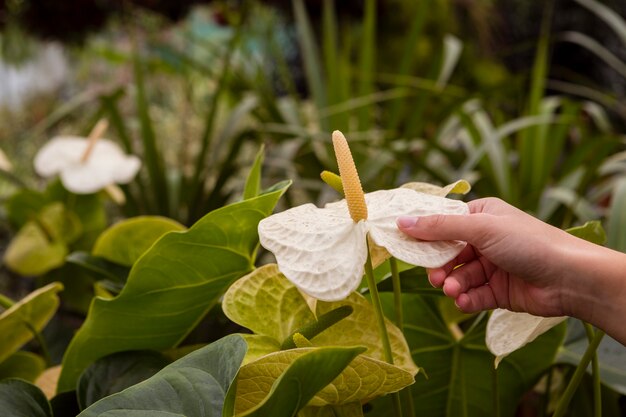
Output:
left=1, top=0, right=626, bottom=414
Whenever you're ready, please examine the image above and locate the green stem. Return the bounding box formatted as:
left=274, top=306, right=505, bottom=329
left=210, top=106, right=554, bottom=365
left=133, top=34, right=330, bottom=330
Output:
left=364, top=243, right=393, bottom=363
left=364, top=241, right=401, bottom=417
left=553, top=325, right=605, bottom=417
left=26, top=322, right=52, bottom=367
left=0, top=293, right=15, bottom=309
left=584, top=323, right=602, bottom=417
left=390, top=258, right=415, bottom=417
left=389, top=258, right=403, bottom=329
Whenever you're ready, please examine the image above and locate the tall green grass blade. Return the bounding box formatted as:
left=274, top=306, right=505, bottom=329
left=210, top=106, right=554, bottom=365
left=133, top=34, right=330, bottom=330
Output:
left=323, top=0, right=339, bottom=105
left=519, top=2, right=553, bottom=198
left=607, top=179, right=626, bottom=252
left=243, top=144, right=265, bottom=200
left=133, top=52, right=169, bottom=215
left=574, top=0, right=626, bottom=45
left=387, top=0, right=430, bottom=133
left=293, top=0, right=327, bottom=130
left=356, top=0, right=376, bottom=132
left=321, top=0, right=349, bottom=132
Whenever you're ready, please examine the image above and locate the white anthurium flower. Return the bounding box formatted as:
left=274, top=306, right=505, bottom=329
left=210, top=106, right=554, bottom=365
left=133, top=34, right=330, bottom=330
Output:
left=486, top=309, right=567, bottom=367
left=259, top=131, right=469, bottom=302
left=34, top=120, right=141, bottom=195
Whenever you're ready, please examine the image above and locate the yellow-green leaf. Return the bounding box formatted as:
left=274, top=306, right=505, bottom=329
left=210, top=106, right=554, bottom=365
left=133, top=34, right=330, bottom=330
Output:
left=92, top=216, right=185, bottom=267
left=401, top=179, right=471, bottom=197
left=0, top=283, right=63, bottom=364
left=235, top=348, right=413, bottom=413
left=223, top=264, right=315, bottom=342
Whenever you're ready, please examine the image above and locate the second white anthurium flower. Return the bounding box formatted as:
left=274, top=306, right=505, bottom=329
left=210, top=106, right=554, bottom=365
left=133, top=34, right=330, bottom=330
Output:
left=34, top=120, right=141, bottom=194
left=486, top=309, right=567, bottom=367
left=259, top=130, right=469, bottom=302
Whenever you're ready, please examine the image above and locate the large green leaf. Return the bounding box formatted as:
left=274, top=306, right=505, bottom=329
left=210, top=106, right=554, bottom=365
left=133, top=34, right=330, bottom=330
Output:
left=233, top=347, right=366, bottom=416
left=0, top=282, right=63, bottom=364
left=78, top=334, right=247, bottom=417
left=58, top=183, right=289, bottom=391
left=0, top=378, right=52, bottom=417
left=366, top=293, right=565, bottom=417
left=77, top=350, right=170, bottom=409
left=92, top=216, right=185, bottom=267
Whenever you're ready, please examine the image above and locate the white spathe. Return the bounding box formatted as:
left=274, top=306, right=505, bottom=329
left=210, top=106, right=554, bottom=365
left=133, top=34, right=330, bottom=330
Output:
left=34, top=136, right=141, bottom=194
left=486, top=309, right=567, bottom=367
left=259, top=187, right=468, bottom=301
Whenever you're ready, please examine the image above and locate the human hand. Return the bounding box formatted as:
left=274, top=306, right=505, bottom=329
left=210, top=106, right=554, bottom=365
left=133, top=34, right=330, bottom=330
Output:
left=396, top=197, right=598, bottom=318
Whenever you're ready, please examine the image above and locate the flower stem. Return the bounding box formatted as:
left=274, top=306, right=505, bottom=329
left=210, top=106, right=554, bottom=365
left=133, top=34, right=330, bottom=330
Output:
left=584, top=323, right=602, bottom=417
left=365, top=240, right=402, bottom=417
left=390, top=258, right=416, bottom=417
left=389, top=258, right=403, bottom=329
left=553, top=324, right=605, bottom=417
left=0, top=293, right=15, bottom=309
left=364, top=242, right=393, bottom=364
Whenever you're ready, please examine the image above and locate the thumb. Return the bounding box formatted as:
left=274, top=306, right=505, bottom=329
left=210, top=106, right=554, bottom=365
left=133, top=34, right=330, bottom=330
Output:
left=396, top=213, right=491, bottom=243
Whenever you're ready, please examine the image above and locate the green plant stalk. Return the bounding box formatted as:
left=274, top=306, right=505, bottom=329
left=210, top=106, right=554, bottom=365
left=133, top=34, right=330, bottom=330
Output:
left=281, top=305, right=354, bottom=350
left=25, top=322, right=52, bottom=367
left=389, top=258, right=403, bottom=329
left=584, top=323, right=602, bottom=417
left=0, top=293, right=15, bottom=309
left=364, top=241, right=402, bottom=417
left=389, top=258, right=415, bottom=417
left=552, top=326, right=605, bottom=417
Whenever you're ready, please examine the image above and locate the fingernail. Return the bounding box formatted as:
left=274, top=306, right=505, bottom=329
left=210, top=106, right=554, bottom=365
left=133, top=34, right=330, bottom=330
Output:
left=396, top=216, right=418, bottom=228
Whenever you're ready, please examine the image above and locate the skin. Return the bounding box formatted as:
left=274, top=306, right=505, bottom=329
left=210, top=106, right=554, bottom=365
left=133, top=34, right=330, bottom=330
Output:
left=396, top=197, right=626, bottom=345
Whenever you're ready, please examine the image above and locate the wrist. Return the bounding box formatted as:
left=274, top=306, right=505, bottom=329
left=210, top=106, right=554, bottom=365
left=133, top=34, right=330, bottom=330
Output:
left=562, top=241, right=626, bottom=342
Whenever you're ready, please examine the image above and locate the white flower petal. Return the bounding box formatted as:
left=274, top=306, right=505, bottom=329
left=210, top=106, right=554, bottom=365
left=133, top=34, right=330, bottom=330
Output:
left=112, top=155, right=141, bottom=184
left=259, top=203, right=368, bottom=301
left=366, top=188, right=469, bottom=268
left=34, top=137, right=86, bottom=177
left=486, top=309, right=566, bottom=367
left=60, top=163, right=111, bottom=194
left=34, top=136, right=140, bottom=194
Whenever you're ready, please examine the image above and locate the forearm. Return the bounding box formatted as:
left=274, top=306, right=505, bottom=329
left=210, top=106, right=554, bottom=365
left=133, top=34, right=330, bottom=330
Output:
left=563, top=241, right=626, bottom=345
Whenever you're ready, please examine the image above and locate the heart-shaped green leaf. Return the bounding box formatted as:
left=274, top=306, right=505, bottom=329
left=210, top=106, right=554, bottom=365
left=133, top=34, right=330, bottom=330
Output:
left=58, top=182, right=289, bottom=392
left=78, top=334, right=247, bottom=417
left=0, top=282, right=63, bottom=364
left=222, top=264, right=416, bottom=374
left=233, top=347, right=367, bottom=416
left=4, top=224, right=66, bottom=276
left=77, top=350, right=170, bottom=409
left=92, top=216, right=185, bottom=266
left=0, top=378, right=52, bottom=417
left=0, top=351, right=46, bottom=382
left=222, top=264, right=316, bottom=342
left=367, top=293, right=564, bottom=417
